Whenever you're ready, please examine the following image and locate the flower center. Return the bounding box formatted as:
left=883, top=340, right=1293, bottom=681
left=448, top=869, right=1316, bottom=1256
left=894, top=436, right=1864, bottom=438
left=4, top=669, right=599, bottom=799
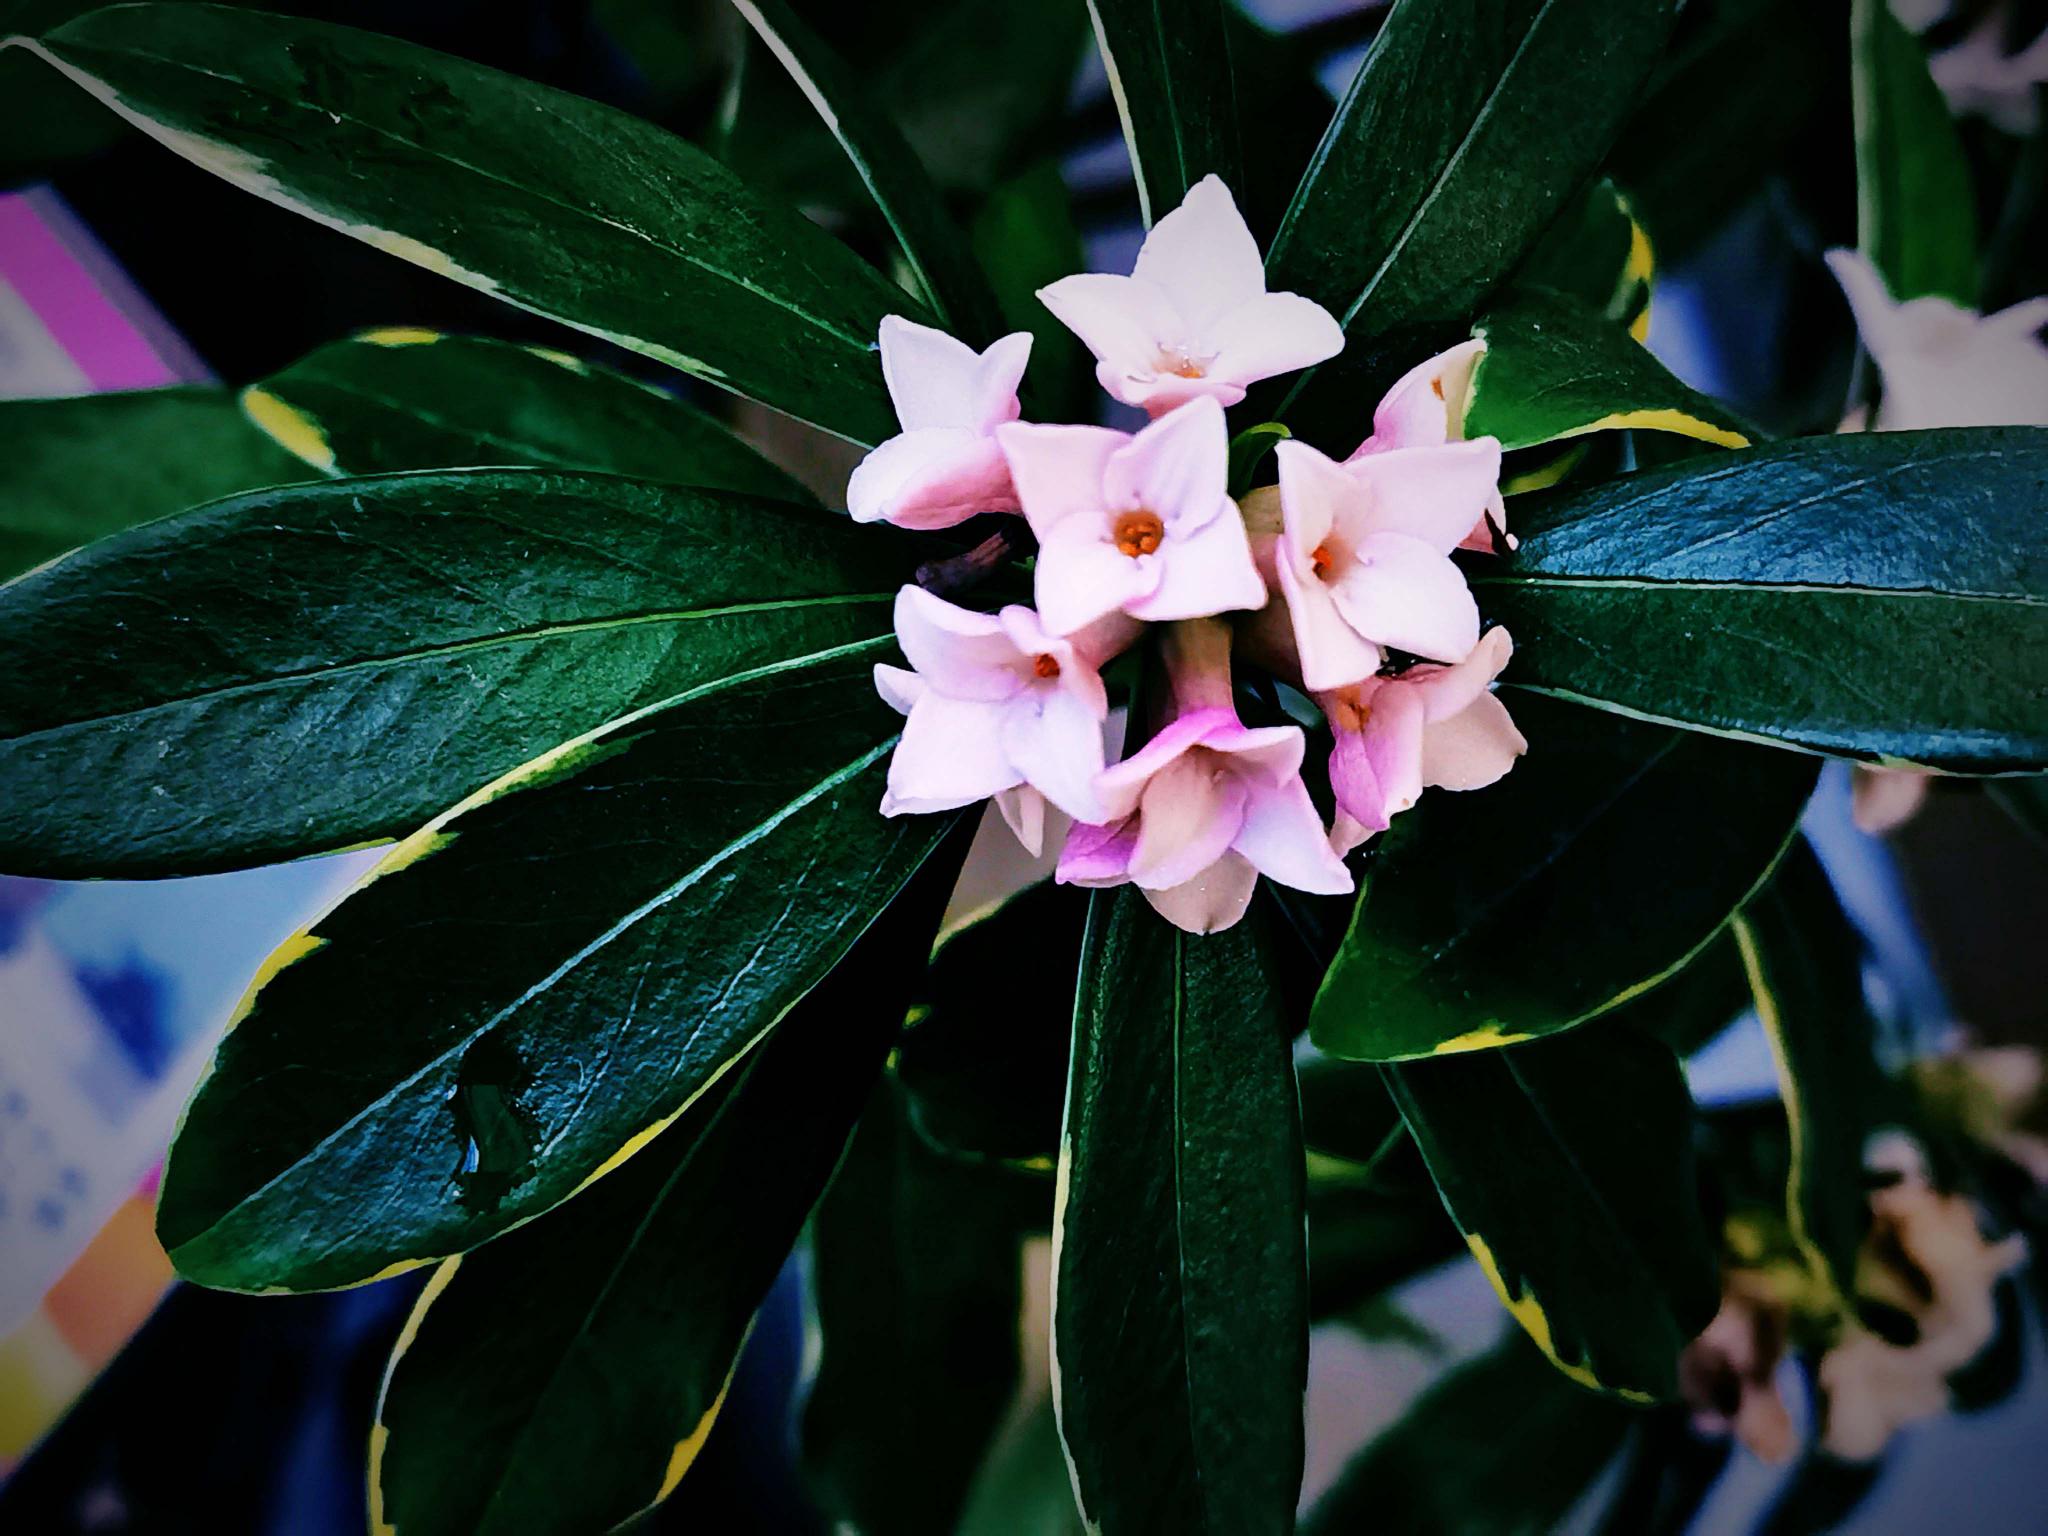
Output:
left=1032, top=653, right=1061, bottom=680
left=1113, top=510, right=1166, bottom=558
left=1310, top=542, right=1336, bottom=579
left=1157, top=345, right=1209, bottom=380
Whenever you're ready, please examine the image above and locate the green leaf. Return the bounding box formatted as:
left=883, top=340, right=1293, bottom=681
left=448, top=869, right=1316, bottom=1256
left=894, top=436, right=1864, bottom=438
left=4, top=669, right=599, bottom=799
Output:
left=153, top=647, right=960, bottom=1292
left=0, top=387, right=308, bottom=582
left=1466, top=289, right=1758, bottom=452
left=27, top=3, right=915, bottom=443
left=1227, top=421, right=1291, bottom=497
left=1730, top=840, right=1882, bottom=1308
left=1473, top=428, right=2048, bottom=771
left=729, top=0, right=1004, bottom=343
left=1312, top=695, right=1816, bottom=1062
left=897, top=881, right=1080, bottom=1169
left=1055, top=890, right=1307, bottom=1533
left=802, top=1079, right=1027, bottom=1536
left=1083, top=0, right=1243, bottom=226
left=1514, top=176, right=1656, bottom=337
left=1264, top=0, right=1680, bottom=432
left=1387, top=1021, right=1722, bottom=1401
left=1612, top=931, right=1752, bottom=1061
left=245, top=331, right=813, bottom=501
left=1303, top=1334, right=1635, bottom=1536
left=0, top=469, right=907, bottom=876
left=369, top=843, right=953, bottom=1536
left=972, top=161, right=1095, bottom=422
left=1851, top=0, right=1977, bottom=306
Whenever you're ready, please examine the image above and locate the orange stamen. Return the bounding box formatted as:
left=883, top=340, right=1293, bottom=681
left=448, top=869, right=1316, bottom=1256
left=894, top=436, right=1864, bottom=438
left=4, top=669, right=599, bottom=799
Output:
left=1310, top=542, right=1335, bottom=578
left=1113, top=510, right=1166, bottom=558
left=1033, top=653, right=1061, bottom=680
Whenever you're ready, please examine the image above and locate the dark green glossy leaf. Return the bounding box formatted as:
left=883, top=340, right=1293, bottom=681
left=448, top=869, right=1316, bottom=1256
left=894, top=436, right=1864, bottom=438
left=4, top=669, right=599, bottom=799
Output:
left=0, top=0, right=146, bottom=182
left=1466, top=289, right=1759, bottom=452
left=897, top=881, right=1081, bottom=1169
left=1056, top=890, right=1306, bottom=1533
left=1265, top=0, right=1680, bottom=432
left=1515, top=176, right=1654, bottom=335
left=729, top=0, right=1004, bottom=343
left=1730, top=839, right=1881, bottom=1306
left=0, top=469, right=906, bottom=876
left=1304, top=1122, right=1464, bottom=1321
left=0, top=387, right=307, bottom=582
left=154, top=648, right=959, bottom=1291
left=802, top=1079, right=1027, bottom=1536
left=1303, top=1334, right=1636, bottom=1536
left=1083, top=0, right=1241, bottom=225
left=30, top=4, right=914, bottom=443
left=368, top=854, right=948, bottom=1536
left=1474, top=428, right=2048, bottom=772
left=972, top=161, right=1094, bottom=422
left=1387, top=1021, right=1721, bottom=1401
left=1312, top=695, right=1817, bottom=1061
left=1227, top=422, right=1290, bottom=498
left=1851, top=0, right=1976, bottom=306
left=246, top=332, right=812, bottom=501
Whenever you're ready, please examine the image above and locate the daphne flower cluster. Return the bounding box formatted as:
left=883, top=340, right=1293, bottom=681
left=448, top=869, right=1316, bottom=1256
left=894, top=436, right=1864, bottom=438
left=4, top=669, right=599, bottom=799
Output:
left=856, top=175, right=1526, bottom=933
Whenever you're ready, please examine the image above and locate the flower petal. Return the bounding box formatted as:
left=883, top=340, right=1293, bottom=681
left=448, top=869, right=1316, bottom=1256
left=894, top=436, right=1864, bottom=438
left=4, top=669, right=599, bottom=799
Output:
left=1203, top=291, right=1346, bottom=391
left=1344, top=439, right=1504, bottom=554
left=878, top=315, right=1023, bottom=432
left=1404, top=626, right=1515, bottom=723
left=1142, top=850, right=1259, bottom=934
left=848, top=429, right=1018, bottom=529
left=1130, top=501, right=1268, bottom=624
left=994, top=784, right=1049, bottom=858
left=873, top=663, right=925, bottom=717
left=1275, top=437, right=1359, bottom=554
left=1033, top=515, right=1161, bottom=634
left=1129, top=754, right=1250, bottom=889
left=1001, top=685, right=1111, bottom=823
left=1357, top=337, right=1487, bottom=452
left=997, top=421, right=1127, bottom=539
left=1233, top=774, right=1355, bottom=895
left=894, top=586, right=1025, bottom=701
left=1360, top=683, right=1427, bottom=820
left=1131, top=174, right=1265, bottom=331
left=1420, top=691, right=1526, bottom=793
left=1093, top=708, right=1233, bottom=821
left=1103, top=396, right=1229, bottom=530
left=883, top=694, right=1019, bottom=813
left=1275, top=541, right=1383, bottom=691
left=1036, top=271, right=1184, bottom=379
left=1057, top=816, right=1140, bottom=887
left=1328, top=530, right=1481, bottom=662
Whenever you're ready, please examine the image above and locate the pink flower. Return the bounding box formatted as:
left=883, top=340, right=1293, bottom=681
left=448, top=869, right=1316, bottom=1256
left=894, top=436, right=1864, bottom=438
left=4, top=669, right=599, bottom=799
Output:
left=998, top=396, right=1267, bottom=636
left=1264, top=435, right=1497, bottom=691
left=1036, top=174, right=1343, bottom=416
left=875, top=587, right=1136, bottom=835
left=1322, top=628, right=1526, bottom=846
left=1347, top=338, right=1509, bottom=553
left=847, top=315, right=1034, bottom=530
left=1056, top=620, right=1352, bottom=934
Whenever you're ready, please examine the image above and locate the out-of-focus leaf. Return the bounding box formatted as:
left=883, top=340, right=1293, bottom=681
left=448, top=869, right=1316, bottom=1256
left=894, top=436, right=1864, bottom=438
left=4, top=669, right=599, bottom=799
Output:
left=1082, top=0, right=1241, bottom=225
left=0, top=386, right=307, bottom=582
left=801, top=1080, right=1027, bottom=1535
left=1515, top=176, right=1655, bottom=337
left=1851, top=0, right=1977, bottom=305
left=971, top=161, right=1094, bottom=422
